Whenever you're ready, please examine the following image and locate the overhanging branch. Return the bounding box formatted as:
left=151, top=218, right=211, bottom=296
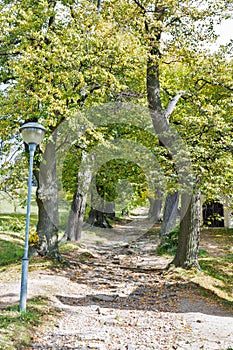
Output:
left=165, top=90, right=186, bottom=120
left=195, top=78, right=233, bottom=92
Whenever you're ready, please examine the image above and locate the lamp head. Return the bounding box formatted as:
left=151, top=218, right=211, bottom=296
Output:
left=20, top=122, right=46, bottom=146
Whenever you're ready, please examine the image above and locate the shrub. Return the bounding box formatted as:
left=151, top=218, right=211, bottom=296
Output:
left=157, top=226, right=179, bottom=256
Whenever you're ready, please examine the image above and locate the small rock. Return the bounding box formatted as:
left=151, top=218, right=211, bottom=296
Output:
left=126, top=344, right=136, bottom=350
left=92, top=294, right=118, bottom=302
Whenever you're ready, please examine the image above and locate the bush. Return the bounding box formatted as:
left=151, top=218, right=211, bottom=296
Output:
left=157, top=226, right=179, bottom=256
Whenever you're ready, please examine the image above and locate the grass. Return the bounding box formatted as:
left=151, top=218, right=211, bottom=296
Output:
left=0, top=296, right=58, bottom=350
left=0, top=213, right=38, bottom=231
left=0, top=214, right=61, bottom=349
left=158, top=226, right=233, bottom=303
left=0, top=240, right=24, bottom=267
left=197, top=228, right=233, bottom=300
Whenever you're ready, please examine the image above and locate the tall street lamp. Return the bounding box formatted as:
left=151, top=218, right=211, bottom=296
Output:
left=19, top=122, right=46, bottom=312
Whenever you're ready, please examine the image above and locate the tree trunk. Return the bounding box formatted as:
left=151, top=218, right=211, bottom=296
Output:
left=105, top=202, right=116, bottom=220
left=35, top=139, right=60, bottom=259
left=160, top=191, right=179, bottom=236
left=148, top=196, right=163, bottom=222
left=66, top=190, right=87, bottom=241
left=87, top=196, right=113, bottom=228
left=87, top=207, right=113, bottom=228
left=172, top=189, right=201, bottom=269
left=65, top=152, right=92, bottom=241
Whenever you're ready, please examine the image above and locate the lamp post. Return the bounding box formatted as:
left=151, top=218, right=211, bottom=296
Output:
left=19, top=122, right=46, bottom=312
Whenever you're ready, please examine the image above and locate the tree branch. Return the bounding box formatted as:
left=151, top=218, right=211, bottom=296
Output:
left=97, top=0, right=102, bottom=13
left=165, top=90, right=186, bottom=120
left=195, top=78, right=233, bottom=92
left=131, top=0, right=146, bottom=12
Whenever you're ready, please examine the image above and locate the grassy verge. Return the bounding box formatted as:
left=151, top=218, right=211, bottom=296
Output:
left=0, top=296, right=59, bottom=350
left=0, top=215, right=62, bottom=349
left=197, top=228, right=233, bottom=302
left=157, top=227, right=233, bottom=303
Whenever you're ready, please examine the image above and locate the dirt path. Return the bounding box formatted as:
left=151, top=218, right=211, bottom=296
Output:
left=1, top=214, right=233, bottom=349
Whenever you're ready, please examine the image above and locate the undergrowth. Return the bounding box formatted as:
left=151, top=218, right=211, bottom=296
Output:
left=156, top=226, right=179, bottom=256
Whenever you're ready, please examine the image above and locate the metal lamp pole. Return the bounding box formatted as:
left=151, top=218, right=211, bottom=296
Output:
left=19, top=122, right=46, bottom=312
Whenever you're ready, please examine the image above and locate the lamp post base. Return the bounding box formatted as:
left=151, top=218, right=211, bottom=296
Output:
left=20, top=258, right=29, bottom=312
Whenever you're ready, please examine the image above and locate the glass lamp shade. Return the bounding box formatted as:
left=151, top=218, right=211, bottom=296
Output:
left=20, top=122, right=47, bottom=145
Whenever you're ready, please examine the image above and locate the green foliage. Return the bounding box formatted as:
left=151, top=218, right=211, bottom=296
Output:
left=1, top=0, right=233, bottom=235
left=161, top=53, right=233, bottom=200
left=0, top=216, right=25, bottom=233
left=0, top=0, right=146, bottom=203
left=61, top=122, right=159, bottom=209
left=157, top=227, right=179, bottom=256
left=96, top=159, right=148, bottom=205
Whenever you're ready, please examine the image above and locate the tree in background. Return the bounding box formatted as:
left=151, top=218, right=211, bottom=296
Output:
left=123, top=0, right=233, bottom=268
left=0, top=0, right=145, bottom=255
left=0, top=0, right=232, bottom=267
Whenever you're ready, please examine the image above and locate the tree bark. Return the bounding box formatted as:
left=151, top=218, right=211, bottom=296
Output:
left=87, top=200, right=113, bottom=228
left=88, top=209, right=113, bottom=228
left=160, top=191, right=179, bottom=236
left=65, top=152, right=92, bottom=241
left=66, top=190, right=87, bottom=241
left=172, top=189, right=201, bottom=269
left=105, top=202, right=116, bottom=220
left=135, top=2, right=200, bottom=270
left=148, top=196, right=163, bottom=222
left=35, top=139, right=60, bottom=259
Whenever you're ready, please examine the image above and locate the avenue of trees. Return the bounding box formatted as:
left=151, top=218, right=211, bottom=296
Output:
left=0, top=0, right=233, bottom=268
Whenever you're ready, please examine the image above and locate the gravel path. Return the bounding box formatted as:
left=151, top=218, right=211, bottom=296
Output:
left=1, top=214, right=233, bottom=349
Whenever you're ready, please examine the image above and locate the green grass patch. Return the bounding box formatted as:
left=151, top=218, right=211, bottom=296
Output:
left=0, top=213, right=38, bottom=232
left=198, top=248, right=210, bottom=257
left=59, top=241, right=81, bottom=254
left=0, top=296, right=58, bottom=350
left=199, top=256, right=233, bottom=297
left=0, top=240, right=23, bottom=267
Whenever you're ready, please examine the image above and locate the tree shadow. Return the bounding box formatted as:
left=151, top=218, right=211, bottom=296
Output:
left=0, top=293, right=19, bottom=310
left=55, top=280, right=233, bottom=318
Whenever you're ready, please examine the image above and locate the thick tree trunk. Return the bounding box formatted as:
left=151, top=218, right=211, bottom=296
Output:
left=172, top=189, right=201, bottom=269
left=148, top=196, right=163, bottom=222
left=35, top=139, right=60, bottom=259
left=65, top=152, right=92, bottom=241
left=66, top=190, right=87, bottom=241
left=87, top=197, right=113, bottom=228
left=160, top=192, right=179, bottom=236
left=105, top=202, right=115, bottom=220
left=142, top=6, right=198, bottom=269
left=87, top=207, right=113, bottom=228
